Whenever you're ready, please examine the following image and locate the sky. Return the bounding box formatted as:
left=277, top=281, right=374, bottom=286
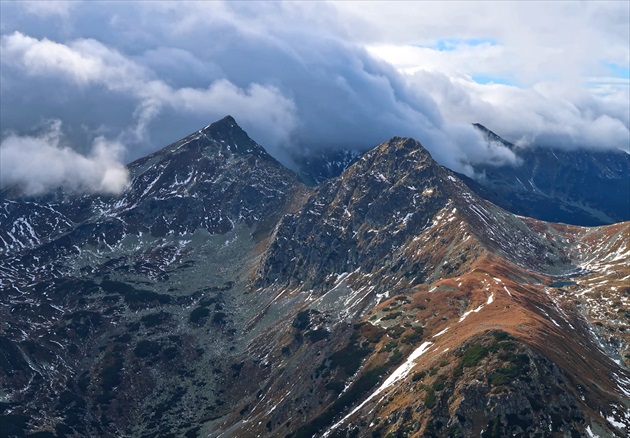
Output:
left=1, top=1, right=629, bottom=194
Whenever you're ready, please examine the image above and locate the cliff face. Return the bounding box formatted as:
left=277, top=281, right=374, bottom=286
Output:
left=1, top=118, right=628, bottom=438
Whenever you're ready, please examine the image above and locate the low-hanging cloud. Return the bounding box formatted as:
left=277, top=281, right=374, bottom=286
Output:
left=406, top=70, right=630, bottom=153
left=0, top=21, right=507, bottom=175
left=0, top=121, right=129, bottom=195
left=0, top=31, right=299, bottom=153
left=0, top=1, right=628, bottom=196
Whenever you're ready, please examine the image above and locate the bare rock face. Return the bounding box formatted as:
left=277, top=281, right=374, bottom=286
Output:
left=0, top=116, right=306, bottom=438
left=1, top=117, right=628, bottom=438
left=258, top=137, right=453, bottom=290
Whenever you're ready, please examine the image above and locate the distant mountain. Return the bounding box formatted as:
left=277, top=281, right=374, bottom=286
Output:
left=1, top=117, right=628, bottom=438
left=461, top=124, right=630, bottom=226
left=292, top=148, right=361, bottom=186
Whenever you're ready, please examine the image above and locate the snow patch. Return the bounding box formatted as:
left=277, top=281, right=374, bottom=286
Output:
left=323, top=342, right=433, bottom=436
left=432, top=327, right=449, bottom=338
left=585, top=425, right=599, bottom=438
left=459, top=302, right=485, bottom=322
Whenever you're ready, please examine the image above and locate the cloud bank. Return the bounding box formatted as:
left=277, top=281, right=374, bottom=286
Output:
left=0, top=1, right=628, bottom=194
left=0, top=121, right=129, bottom=195
left=406, top=71, right=630, bottom=152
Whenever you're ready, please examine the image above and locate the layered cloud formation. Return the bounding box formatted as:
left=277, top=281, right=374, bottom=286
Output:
left=1, top=1, right=628, bottom=194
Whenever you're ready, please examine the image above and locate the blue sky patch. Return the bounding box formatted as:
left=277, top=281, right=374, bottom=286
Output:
left=430, top=37, right=498, bottom=51
left=604, top=62, right=630, bottom=79
left=471, top=74, right=513, bottom=86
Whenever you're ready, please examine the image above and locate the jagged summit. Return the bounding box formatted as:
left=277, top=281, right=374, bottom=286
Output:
left=377, top=136, right=433, bottom=157
left=197, top=115, right=272, bottom=158
left=257, top=135, right=463, bottom=290
left=336, top=136, right=436, bottom=185
left=138, top=115, right=274, bottom=165
left=292, top=137, right=434, bottom=187
left=207, top=114, right=238, bottom=127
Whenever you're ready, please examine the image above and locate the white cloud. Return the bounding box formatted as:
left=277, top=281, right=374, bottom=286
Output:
left=0, top=0, right=628, bottom=195
left=332, top=1, right=629, bottom=84
left=0, top=121, right=129, bottom=195
left=406, top=70, right=630, bottom=152
left=21, top=1, right=75, bottom=18
left=333, top=1, right=629, bottom=153
left=1, top=31, right=299, bottom=160
left=366, top=43, right=510, bottom=79
left=1, top=32, right=146, bottom=88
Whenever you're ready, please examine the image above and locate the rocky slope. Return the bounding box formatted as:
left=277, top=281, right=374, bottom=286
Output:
left=0, top=118, right=628, bottom=438
left=0, top=116, right=306, bottom=437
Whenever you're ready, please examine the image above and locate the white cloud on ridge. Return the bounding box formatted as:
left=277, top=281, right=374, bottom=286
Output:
left=406, top=71, right=630, bottom=152
left=0, top=25, right=514, bottom=175
left=0, top=1, right=628, bottom=196
left=1, top=31, right=299, bottom=158
left=0, top=121, right=129, bottom=195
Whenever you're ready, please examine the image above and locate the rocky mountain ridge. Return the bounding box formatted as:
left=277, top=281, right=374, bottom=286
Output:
left=0, top=117, right=628, bottom=438
left=285, top=123, right=630, bottom=226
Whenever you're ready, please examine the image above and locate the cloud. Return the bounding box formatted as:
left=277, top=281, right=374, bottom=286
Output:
left=20, top=1, right=75, bottom=19
left=1, top=30, right=299, bottom=159
left=333, top=2, right=630, bottom=85
left=1, top=31, right=144, bottom=87
left=0, top=120, right=129, bottom=195
left=406, top=70, right=630, bottom=153
left=0, top=0, right=628, bottom=196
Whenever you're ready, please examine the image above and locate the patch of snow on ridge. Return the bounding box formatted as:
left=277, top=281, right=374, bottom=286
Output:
left=606, top=415, right=625, bottom=430
left=323, top=342, right=433, bottom=436
left=584, top=425, right=599, bottom=438
left=459, top=302, right=486, bottom=322
left=614, top=374, right=630, bottom=398
left=433, top=327, right=449, bottom=338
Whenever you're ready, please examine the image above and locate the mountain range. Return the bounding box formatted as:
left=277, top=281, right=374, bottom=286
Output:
left=1, top=116, right=628, bottom=438
left=291, top=124, right=630, bottom=227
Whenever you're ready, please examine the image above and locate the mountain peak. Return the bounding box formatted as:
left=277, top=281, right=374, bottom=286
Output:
left=467, top=123, right=630, bottom=225
left=472, top=123, right=515, bottom=149
left=148, top=115, right=274, bottom=161
left=198, top=115, right=263, bottom=154
left=201, top=114, right=238, bottom=133
left=371, top=136, right=433, bottom=164
left=3, top=117, right=630, bottom=437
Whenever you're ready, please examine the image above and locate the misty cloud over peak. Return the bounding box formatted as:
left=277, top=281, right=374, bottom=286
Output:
left=0, top=1, right=628, bottom=194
